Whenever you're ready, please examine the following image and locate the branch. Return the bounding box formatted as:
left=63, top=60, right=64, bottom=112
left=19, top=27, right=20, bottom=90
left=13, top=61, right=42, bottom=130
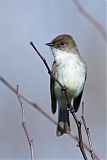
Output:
left=16, top=85, right=35, bottom=160
left=73, top=0, right=107, bottom=42
left=0, top=76, right=101, bottom=160
left=81, top=102, right=95, bottom=160
left=30, top=42, right=87, bottom=160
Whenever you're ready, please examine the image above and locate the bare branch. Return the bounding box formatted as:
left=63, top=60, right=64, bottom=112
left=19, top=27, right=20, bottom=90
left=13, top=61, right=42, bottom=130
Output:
left=81, top=102, right=95, bottom=160
left=0, top=76, right=102, bottom=160
left=16, top=85, right=35, bottom=160
left=30, top=42, right=87, bottom=160
left=30, top=42, right=64, bottom=89
left=73, top=0, right=107, bottom=42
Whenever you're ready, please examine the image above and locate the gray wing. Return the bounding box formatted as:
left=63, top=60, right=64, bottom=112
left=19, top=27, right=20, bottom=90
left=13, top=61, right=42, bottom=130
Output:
left=50, top=76, right=57, bottom=114
left=73, top=90, right=83, bottom=112
left=73, top=71, right=87, bottom=112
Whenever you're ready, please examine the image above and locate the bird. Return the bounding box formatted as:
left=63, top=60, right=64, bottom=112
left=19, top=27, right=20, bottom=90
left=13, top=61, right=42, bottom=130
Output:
left=46, top=34, right=87, bottom=136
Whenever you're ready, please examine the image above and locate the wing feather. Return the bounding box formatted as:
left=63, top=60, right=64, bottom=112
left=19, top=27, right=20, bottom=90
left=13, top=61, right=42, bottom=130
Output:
left=50, top=76, right=57, bottom=114
left=73, top=71, right=87, bottom=112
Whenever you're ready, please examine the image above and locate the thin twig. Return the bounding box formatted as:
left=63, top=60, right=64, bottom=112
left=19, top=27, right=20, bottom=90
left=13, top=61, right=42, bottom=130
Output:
left=0, top=76, right=101, bottom=160
left=16, top=85, right=35, bottom=160
left=29, top=42, right=64, bottom=89
left=73, top=0, right=107, bottom=42
left=30, top=42, right=88, bottom=160
left=81, top=102, right=95, bottom=160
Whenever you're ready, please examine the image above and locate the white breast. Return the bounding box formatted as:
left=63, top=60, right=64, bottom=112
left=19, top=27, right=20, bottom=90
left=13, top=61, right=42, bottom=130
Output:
left=53, top=51, right=86, bottom=98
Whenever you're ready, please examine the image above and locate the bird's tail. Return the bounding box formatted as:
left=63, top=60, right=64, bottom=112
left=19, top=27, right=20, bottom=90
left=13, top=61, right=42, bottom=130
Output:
left=56, top=108, right=71, bottom=136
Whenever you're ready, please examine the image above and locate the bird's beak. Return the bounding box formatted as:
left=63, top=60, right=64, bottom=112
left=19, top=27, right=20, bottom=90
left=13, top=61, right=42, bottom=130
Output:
left=45, top=42, right=54, bottom=47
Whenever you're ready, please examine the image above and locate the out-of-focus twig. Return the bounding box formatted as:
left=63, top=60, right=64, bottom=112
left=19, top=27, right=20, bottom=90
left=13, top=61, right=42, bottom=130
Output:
left=81, top=102, right=95, bottom=160
left=0, top=76, right=101, bottom=160
left=73, top=0, right=107, bottom=42
left=16, top=85, right=35, bottom=160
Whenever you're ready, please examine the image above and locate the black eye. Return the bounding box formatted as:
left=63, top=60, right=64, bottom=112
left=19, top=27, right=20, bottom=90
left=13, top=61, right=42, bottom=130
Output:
left=60, top=41, right=64, bottom=46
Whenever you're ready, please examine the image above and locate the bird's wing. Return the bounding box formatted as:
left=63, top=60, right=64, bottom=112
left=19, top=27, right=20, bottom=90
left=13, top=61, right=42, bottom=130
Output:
left=50, top=75, right=57, bottom=114
left=73, top=71, right=87, bottom=112
left=73, top=90, right=83, bottom=112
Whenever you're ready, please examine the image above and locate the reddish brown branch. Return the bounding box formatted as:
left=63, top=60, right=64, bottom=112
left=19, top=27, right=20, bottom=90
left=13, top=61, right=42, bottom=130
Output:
left=81, top=102, right=95, bottom=160
left=30, top=42, right=65, bottom=89
left=16, top=85, right=35, bottom=160
left=0, top=76, right=101, bottom=160
left=73, top=0, right=107, bottom=42
left=30, top=42, right=88, bottom=159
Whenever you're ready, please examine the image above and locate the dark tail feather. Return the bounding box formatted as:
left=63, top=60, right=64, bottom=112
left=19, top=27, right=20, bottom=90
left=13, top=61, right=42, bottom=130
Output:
left=56, top=109, right=71, bottom=136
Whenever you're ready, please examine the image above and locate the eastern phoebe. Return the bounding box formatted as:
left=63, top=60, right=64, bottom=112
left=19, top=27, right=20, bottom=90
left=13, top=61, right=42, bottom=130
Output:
left=46, top=34, right=87, bottom=136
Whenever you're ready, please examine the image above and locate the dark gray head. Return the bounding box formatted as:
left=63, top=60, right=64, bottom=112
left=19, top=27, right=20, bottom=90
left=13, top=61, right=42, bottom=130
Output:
left=46, top=34, right=78, bottom=53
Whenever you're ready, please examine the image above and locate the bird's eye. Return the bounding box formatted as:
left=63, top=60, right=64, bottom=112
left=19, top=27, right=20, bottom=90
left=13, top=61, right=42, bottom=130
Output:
left=60, top=41, right=64, bottom=46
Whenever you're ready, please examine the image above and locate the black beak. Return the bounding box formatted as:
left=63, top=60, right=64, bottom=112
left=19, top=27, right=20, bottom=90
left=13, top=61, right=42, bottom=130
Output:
left=45, top=42, right=54, bottom=47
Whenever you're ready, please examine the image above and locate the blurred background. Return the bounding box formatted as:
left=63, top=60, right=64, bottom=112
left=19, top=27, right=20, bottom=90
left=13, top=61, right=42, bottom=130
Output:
left=0, top=0, right=106, bottom=159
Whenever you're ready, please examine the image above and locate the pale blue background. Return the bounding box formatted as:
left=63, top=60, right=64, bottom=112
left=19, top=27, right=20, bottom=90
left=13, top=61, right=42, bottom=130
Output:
left=0, top=0, right=106, bottom=159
